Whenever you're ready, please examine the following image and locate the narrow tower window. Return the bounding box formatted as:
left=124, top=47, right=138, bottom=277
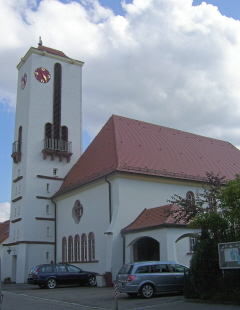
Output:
left=45, top=123, right=53, bottom=149
left=53, top=63, right=62, bottom=140
left=53, top=168, right=58, bottom=176
left=18, top=126, right=22, bottom=152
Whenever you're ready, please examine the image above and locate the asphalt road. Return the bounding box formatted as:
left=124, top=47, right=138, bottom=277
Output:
left=1, top=283, right=239, bottom=310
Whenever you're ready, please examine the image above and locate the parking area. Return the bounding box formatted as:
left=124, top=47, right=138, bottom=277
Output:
left=1, top=283, right=240, bottom=310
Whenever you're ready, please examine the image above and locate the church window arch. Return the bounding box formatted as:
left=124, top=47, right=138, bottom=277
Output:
left=88, top=232, right=95, bottom=261
left=68, top=236, right=73, bottom=262
left=74, top=234, right=80, bottom=262
left=81, top=234, right=87, bottom=261
left=62, top=237, right=67, bottom=262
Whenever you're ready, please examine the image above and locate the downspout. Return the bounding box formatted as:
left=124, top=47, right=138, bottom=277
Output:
left=105, top=176, right=112, bottom=223
left=121, top=232, right=126, bottom=265
left=52, top=199, right=57, bottom=264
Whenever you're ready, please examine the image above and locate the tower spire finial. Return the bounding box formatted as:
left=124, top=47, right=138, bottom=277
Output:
left=38, top=36, right=42, bottom=46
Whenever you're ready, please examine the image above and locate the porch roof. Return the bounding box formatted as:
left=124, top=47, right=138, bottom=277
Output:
left=121, top=204, right=187, bottom=234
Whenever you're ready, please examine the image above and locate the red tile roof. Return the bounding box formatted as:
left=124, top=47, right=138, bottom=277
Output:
left=55, top=115, right=240, bottom=197
left=121, top=204, right=186, bottom=233
left=38, top=45, right=69, bottom=58
left=0, top=220, right=9, bottom=244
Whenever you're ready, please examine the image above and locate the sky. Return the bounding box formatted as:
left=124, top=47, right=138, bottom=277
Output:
left=1, top=0, right=240, bottom=222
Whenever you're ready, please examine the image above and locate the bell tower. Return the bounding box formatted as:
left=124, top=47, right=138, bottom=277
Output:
left=3, top=41, right=84, bottom=283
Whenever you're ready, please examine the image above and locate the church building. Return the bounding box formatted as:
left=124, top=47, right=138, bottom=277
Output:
left=3, top=44, right=240, bottom=283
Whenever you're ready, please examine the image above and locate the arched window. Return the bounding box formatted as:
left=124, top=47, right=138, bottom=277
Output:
left=62, top=237, right=67, bottom=262
left=186, top=191, right=195, bottom=204
left=62, top=126, right=68, bottom=141
left=81, top=234, right=87, bottom=261
left=88, top=232, right=95, bottom=261
left=68, top=236, right=73, bottom=262
left=61, top=126, right=68, bottom=151
left=74, top=234, right=80, bottom=262
left=208, top=195, right=215, bottom=207
left=45, top=123, right=52, bottom=139
left=44, top=123, right=53, bottom=149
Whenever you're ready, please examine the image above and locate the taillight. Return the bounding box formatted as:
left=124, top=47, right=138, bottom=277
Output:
left=33, top=267, right=40, bottom=278
left=126, top=275, right=135, bottom=283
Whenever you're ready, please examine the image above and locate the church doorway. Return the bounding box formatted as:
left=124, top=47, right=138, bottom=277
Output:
left=133, top=237, right=160, bottom=262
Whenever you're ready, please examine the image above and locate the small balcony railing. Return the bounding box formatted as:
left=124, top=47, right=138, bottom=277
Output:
left=42, top=138, right=73, bottom=163
left=12, top=141, right=21, bottom=153
left=11, top=141, right=21, bottom=163
left=44, top=138, right=72, bottom=153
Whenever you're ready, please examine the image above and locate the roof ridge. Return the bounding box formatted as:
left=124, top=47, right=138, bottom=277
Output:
left=37, top=45, right=69, bottom=58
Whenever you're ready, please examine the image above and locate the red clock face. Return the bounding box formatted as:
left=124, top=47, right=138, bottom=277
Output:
left=34, top=67, right=51, bottom=83
left=21, top=73, right=27, bottom=89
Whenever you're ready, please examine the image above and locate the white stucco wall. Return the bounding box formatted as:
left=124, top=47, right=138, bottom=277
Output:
left=108, top=174, right=202, bottom=278
left=55, top=172, right=203, bottom=280
left=55, top=179, right=111, bottom=274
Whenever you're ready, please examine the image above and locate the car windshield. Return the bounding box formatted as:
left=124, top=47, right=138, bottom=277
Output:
left=118, top=264, right=133, bottom=275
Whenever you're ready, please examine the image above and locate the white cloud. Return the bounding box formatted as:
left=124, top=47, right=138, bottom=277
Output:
left=0, top=203, right=10, bottom=222
left=1, top=0, right=240, bottom=148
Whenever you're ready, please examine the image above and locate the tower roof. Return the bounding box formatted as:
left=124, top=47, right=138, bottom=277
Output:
left=55, top=115, right=240, bottom=197
left=17, top=45, right=84, bottom=69
left=37, top=45, right=69, bottom=58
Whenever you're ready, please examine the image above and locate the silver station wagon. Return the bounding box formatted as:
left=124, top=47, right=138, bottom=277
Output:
left=116, top=261, right=188, bottom=298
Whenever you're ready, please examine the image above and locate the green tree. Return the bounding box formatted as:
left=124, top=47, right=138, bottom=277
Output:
left=219, top=174, right=240, bottom=240
left=169, top=173, right=240, bottom=303
left=168, top=171, right=226, bottom=225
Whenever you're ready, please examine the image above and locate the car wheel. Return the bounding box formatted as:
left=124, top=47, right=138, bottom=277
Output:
left=127, top=293, right=138, bottom=298
left=88, top=275, right=97, bottom=286
left=140, top=284, right=154, bottom=299
left=46, top=278, right=57, bottom=289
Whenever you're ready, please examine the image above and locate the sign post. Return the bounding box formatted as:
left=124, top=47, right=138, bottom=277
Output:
left=114, top=282, right=118, bottom=310
left=0, top=257, right=2, bottom=310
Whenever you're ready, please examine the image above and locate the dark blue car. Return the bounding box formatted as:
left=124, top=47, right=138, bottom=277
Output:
left=27, top=263, right=98, bottom=289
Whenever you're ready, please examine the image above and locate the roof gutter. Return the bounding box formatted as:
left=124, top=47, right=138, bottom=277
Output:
left=121, top=232, right=126, bottom=265
left=51, top=199, right=57, bottom=264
